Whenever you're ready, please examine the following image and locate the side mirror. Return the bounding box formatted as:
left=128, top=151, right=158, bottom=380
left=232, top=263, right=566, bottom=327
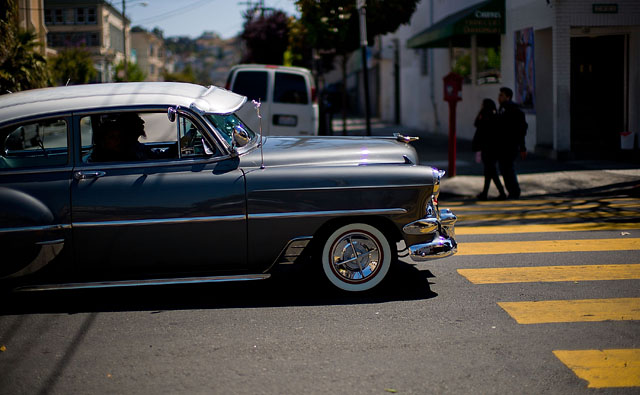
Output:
left=167, top=107, right=177, bottom=122
left=232, top=125, right=250, bottom=149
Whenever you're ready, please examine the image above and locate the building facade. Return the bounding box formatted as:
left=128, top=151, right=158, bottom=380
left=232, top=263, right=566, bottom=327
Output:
left=44, top=0, right=129, bottom=82
left=17, top=0, right=52, bottom=56
left=131, top=29, right=165, bottom=81
left=376, top=0, right=639, bottom=158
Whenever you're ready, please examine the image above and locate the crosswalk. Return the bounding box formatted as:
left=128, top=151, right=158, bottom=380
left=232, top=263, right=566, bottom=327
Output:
left=451, top=195, right=640, bottom=389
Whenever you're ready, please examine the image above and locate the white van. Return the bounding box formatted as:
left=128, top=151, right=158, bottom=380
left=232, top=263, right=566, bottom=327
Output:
left=226, top=64, right=318, bottom=136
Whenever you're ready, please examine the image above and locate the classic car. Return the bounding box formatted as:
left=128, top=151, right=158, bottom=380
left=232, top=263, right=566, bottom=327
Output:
left=0, top=82, right=456, bottom=293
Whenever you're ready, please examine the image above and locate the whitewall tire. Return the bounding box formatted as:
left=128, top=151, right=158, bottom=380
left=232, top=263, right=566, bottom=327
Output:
left=321, top=223, right=393, bottom=292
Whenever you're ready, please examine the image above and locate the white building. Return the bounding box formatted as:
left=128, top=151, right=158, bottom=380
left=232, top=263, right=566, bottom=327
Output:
left=377, top=0, right=640, bottom=158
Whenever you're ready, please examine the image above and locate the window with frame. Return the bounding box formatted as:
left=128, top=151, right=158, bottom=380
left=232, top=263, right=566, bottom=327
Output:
left=420, top=48, right=429, bottom=76
left=232, top=71, right=268, bottom=103
left=0, top=118, right=69, bottom=169
left=477, top=46, right=501, bottom=85
left=80, top=111, right=217, bottom=164
left=274, top=72, right=308, bottom=104
left=451, top=47, right=471, bottom=84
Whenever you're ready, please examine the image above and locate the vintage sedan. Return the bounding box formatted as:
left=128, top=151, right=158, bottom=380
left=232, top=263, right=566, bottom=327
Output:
left=0, top=82, right=456, bottom=293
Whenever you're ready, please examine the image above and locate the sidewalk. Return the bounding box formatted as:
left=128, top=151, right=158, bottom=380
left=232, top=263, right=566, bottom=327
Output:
left=330, top=118, right=640, bottom=199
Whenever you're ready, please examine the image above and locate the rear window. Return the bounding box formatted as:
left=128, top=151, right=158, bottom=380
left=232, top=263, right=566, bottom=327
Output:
left=232, top=71, right=268, bottom=103
left=274, top=72, right=309, bottom=104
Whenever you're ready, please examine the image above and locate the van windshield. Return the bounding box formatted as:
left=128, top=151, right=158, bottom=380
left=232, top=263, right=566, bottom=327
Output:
left=206, top=113, right=256, bottom=147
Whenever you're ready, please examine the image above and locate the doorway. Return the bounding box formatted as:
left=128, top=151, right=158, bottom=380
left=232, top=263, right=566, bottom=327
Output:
left=570, top=35, right=626, bottom=155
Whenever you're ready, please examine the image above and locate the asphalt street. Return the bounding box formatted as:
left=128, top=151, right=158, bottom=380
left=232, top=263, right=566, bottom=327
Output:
left=1, top=190, right=639, bottom=394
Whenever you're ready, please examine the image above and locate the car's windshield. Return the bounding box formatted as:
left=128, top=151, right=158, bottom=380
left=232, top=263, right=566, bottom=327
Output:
left=206, top=113, right=255, bottom=147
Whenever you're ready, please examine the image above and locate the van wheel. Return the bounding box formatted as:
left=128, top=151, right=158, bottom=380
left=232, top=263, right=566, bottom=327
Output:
left=320, top=223, right=394, bottom=292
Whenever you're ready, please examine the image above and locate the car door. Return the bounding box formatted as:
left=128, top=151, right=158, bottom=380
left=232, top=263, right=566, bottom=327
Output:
left=0, top=116, right=73, bottom=279
left=70, top=109, right=247, bottom=281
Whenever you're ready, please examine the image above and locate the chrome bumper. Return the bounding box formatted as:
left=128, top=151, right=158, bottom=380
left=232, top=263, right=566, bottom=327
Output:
left=403, top=208, right=457, bottom=261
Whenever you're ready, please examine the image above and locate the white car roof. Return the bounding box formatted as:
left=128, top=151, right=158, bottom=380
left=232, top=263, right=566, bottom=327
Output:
left=0, top=82, right=247, bottom=125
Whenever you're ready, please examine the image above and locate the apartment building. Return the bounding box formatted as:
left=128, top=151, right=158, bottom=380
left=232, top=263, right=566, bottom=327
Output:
left=131, top=28, right=165, bottom=81
left=44, top=0, right=129, bottom=82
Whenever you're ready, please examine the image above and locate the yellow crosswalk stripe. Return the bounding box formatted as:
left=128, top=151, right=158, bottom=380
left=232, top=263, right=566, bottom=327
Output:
left=498, top=298, right=640, bottom=324
left=457, top=238, right=640, bottom=255
left=553, top=349, right=640, bottom=388
left=457, top=222, right=640, bottom=235
left=452, top=202, right=639, bottom=212
left=459, top=210, right=640, bottom=222
left=458, top=264, right=640, bottom=284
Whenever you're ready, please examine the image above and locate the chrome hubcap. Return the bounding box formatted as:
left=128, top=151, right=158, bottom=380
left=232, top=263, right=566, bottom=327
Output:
left=329, top=231, right=382, bottom=283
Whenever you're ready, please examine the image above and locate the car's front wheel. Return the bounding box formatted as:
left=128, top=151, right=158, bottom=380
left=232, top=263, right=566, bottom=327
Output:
left=321, top=223, right=394, bottom=292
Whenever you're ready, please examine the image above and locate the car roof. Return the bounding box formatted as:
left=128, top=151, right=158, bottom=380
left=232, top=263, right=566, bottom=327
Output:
left=0, top=82, right=247, bottom=125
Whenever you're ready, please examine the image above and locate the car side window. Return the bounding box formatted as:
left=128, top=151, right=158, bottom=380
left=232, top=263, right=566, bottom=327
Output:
left=178, top=115, right=215, bottom=157
left=274, top=72, right=308, bottom=104
left=81, top=112, right=179, bottom=163
left=232, top=71, right=268, bottom=103
left=0, top=118, right=68, bottom=169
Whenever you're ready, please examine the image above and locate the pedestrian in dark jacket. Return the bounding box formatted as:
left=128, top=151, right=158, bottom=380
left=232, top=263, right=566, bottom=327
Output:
left=472, top=98, right=506, bottom=200
left=497, top=87, right=527, bottom=199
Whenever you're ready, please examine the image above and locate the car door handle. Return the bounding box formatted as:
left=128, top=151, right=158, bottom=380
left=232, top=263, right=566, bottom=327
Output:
left=74, top=170, right=106, bottom=180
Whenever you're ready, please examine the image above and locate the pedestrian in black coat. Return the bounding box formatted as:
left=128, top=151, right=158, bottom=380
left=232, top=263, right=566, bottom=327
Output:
left=497, top=87, right=528, bottom=199
left=472, top=98, right=506, bottom=200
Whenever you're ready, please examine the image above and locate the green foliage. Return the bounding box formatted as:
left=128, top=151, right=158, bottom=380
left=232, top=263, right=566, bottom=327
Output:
left=241, top=8, right=291, bottom=64
left=481, top=47, right=501, bottom=71
left=163, top=64, right=197, bottom=83
left=293, top=0, right=418, bottom=56
left=49, top=47, right=97, bottom=86
left=291, top=0, right=419, bottom=71
left=114, top=61, right=147, bottom=82
left=452, top=49, right=471, bottom=78
left=0, top=0, right=49, bottom=93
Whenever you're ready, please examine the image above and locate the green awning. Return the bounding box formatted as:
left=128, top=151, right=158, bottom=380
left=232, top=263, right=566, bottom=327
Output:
left=407, top=0, right=505, bottom=49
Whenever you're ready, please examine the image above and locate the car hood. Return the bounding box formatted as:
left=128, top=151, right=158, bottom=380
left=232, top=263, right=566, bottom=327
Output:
left=238, top=136, right=419, bottom=168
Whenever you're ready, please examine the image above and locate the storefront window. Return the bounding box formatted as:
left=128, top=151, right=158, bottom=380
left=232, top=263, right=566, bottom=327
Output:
left=451, top=48, right=471, bottom=83
left=477, top=46, right=501, bottom=84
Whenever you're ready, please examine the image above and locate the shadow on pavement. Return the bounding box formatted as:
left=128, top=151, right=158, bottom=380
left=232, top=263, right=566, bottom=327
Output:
left=1, top=262, right=438, bottom=315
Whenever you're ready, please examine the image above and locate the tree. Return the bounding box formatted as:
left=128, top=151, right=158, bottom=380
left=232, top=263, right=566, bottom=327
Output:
left=114, top=61, right=146, bottom=82
left=0, top=1, right=49, bottom=93
left=241, top=7, right=291, bottom=65
left=163, top=64, right=197, bottom=83
left=49, top=47, right=97, bottom=86
left=293, top=0, right=419, bottom=131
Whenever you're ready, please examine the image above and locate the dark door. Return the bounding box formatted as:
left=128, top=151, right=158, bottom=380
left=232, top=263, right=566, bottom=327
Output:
left=570, top=35, right=625, bottom=155
left=70, top=111, right=247, bottom=281
left=0, top=116, right=72, bottom=279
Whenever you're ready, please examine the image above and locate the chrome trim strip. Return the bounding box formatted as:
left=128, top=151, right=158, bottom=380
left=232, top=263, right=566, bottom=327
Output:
left=278, top=236, right=312, bottom=264
left=73, top=214, right=246, bottom=228
left=14, top=274, right=271, bottom=292
left=0, top=224, right=70, bottom=234
left=36, top=238, right=65, bottom=246
left=252, top=184, right=430, bottom=193
left=249, top=208, right=407, bottom=220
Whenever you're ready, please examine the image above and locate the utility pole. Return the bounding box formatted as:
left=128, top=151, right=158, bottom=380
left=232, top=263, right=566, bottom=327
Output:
left=356, top=0, right=371, bottom=136
left=122, top=0, right=128, bottom=81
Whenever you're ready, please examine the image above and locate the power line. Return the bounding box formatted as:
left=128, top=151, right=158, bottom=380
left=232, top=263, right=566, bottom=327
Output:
left=130, top=0, right=214, bottom=25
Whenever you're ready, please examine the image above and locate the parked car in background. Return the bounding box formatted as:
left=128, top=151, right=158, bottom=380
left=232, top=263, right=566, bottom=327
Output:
left=226, top=64, right=319, bottom=136
left=0, top=82, right=456, bottom=294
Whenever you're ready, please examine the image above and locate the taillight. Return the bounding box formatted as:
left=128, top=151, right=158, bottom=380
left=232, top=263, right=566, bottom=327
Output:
left=311, top=87, right=317, bottom=103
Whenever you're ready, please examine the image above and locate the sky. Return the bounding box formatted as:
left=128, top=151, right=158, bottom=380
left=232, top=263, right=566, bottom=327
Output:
left=112, top=0, right=300, bottom=39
